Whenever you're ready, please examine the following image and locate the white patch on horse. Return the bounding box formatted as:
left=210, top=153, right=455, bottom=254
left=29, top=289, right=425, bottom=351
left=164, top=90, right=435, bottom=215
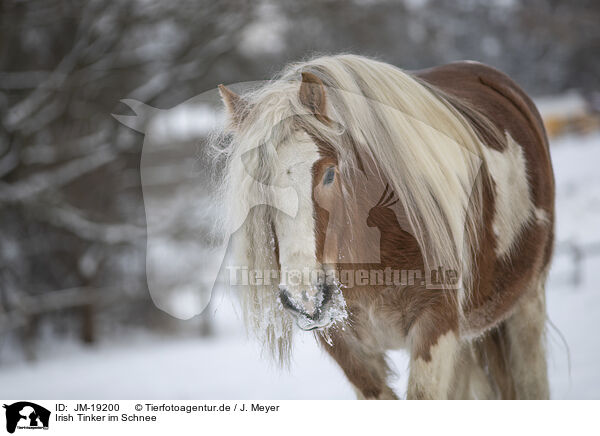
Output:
left=483, top=132, right=533, bottom=257
left=408, top=331, right=460, bottom=399
left=534, top=207, right=549, bottom=225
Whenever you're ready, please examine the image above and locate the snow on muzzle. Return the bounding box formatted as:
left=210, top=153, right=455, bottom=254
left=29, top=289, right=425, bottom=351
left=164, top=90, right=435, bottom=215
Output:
left=278, top=271, right=347, bottom=331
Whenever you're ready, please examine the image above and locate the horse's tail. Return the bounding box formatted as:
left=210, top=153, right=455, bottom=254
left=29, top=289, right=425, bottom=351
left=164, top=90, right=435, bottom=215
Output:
left=474, top=323, right=517, bottom=399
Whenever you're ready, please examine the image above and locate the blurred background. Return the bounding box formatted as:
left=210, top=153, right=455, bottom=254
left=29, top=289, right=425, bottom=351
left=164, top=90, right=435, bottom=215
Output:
left=1, top=0, right=599, bottom=399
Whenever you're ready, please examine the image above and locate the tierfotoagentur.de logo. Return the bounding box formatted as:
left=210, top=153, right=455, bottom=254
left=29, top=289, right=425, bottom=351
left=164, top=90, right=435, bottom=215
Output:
left=3, top=402, right=50, bottom=434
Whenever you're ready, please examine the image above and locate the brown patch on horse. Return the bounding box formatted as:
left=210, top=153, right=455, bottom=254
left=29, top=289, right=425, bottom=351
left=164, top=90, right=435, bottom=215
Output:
left=311, top=156, right=337, bottom=263
left=316, top=327, right=397, bottom=399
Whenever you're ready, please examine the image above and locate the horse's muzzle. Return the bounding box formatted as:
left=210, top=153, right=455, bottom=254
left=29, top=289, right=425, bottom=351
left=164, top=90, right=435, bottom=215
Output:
left=278, top=282, right=335, bottom=331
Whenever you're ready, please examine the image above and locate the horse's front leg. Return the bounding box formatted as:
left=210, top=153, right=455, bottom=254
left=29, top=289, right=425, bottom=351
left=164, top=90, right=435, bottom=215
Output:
left=407, top=329, right=461, bottom=399
left=317, top=330, right=397, bottom=400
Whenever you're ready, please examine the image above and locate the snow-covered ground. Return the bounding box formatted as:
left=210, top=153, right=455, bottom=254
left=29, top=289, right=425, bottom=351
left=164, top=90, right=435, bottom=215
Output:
left=1, top=133, right=599, bottom=399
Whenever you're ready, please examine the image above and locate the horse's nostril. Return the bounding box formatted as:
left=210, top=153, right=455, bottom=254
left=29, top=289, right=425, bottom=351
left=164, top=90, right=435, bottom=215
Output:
left=279, top=288, right=307, bottom=316
left=279, top=287, right=322, bottom=320
left=319, top=282, right=332, bottom=308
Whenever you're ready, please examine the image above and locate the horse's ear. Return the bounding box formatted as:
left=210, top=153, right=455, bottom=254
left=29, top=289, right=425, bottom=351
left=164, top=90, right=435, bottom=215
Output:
left=218, top=84, right=248, bottom=128
left=299, top=72, right=329, bottom=123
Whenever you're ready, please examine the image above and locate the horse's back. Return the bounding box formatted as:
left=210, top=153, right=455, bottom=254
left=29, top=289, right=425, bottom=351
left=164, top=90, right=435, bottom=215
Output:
left=415, top=61, right=547, bottom=148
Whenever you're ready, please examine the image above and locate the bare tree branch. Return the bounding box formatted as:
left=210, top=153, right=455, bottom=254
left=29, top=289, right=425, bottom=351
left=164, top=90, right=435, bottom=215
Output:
left=0, top=147, right=117, bottom=202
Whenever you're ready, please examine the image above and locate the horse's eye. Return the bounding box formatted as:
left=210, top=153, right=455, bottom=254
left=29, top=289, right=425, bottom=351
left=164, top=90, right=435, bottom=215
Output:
left=323, top=167, right=335, bottom=185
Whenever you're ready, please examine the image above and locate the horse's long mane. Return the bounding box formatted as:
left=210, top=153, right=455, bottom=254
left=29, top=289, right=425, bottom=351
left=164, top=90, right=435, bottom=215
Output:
left=217, top=54, right=503, bottom=363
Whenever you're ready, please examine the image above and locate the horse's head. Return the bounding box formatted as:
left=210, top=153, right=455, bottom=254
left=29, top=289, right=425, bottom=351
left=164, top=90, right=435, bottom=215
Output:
left=220, top=69, right=414, bottom=333
left=220, top=73, right=363, bottom=331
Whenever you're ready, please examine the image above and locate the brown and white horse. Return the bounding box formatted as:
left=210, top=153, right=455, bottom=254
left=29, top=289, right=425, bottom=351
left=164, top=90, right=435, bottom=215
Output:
left=217, top=55, right=554, bottom=399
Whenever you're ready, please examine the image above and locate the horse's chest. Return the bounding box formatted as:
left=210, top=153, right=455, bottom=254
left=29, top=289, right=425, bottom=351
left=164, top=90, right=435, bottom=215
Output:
left=349, top=305, right=408, bottom=351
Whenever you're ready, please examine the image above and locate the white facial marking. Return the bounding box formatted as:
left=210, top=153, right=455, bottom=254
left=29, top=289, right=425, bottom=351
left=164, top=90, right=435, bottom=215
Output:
left=273, top=131, right=321, bottom=312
